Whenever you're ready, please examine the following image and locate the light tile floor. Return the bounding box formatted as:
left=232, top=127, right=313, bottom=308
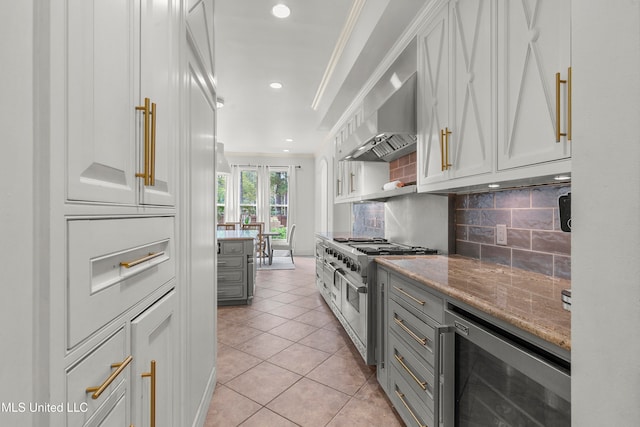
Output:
left=205, top=256, right=405, bottom=427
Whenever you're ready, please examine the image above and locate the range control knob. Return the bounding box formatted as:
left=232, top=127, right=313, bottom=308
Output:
left=350, top=264, right=358, bottom=271
left=337, top=254, right=343, bottom=261
left=345, top=260, right=351, bottom=268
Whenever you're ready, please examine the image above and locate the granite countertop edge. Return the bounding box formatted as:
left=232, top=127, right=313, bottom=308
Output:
left=216, top=230, right=259, bottom=240
left=375, top=255, right=571, bottom=351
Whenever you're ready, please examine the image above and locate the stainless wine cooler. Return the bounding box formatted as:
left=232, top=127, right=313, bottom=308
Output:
left=440, top=304, right=571, bottom=427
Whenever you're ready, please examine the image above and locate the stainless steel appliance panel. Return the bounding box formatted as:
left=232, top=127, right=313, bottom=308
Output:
left=441, top=305, right=571, bottom=426
left=338, top=270, right=367, bottom=348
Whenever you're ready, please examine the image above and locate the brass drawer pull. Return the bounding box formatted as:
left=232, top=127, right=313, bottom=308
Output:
left=556, top=68, right=572, bottom=142
left=395, top=390, right=426, bottom=427
left=120, top=251, right=165, bottom=269
left=394, top=354, right=427, bottom=390
left=394, top=317, right=427, bottom=346
left=150, top=102, right=156, bottom=186
left=440, top=129, right=445, bottom=171
left=141, top=360, right=157, bottom=427
left=135, top=98, right=151, bottom=185
left=86, top=355, right=133, bottom=399
left=393, top=286, right=425, bottom=306
left=444, top=127, right=452, bottom=169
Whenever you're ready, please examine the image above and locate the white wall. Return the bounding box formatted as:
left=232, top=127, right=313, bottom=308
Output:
left=314, top=142, right=351, bottom=234
left=226, top=153, right=316, bottom=256
left=572, top=2, right=640, bottom=425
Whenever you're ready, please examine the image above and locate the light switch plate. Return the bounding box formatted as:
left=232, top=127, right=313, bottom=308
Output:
left=496, top=224, right=507, bottom=245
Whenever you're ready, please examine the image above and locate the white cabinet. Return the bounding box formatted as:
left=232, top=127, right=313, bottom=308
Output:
left=131, top=291, right=177, bottom=427
left=67, top=0, right=177, bottom=206
left=418, top=5, right=450, bottom=186
left=184, top=36, right=217, bottom=425
left=497, top=0, right=571, bottom=170
left=418, top=0, right=572, bottom=193
left=334, top=160, right=389, bottom=203
left=418, top=0, right=493, bottom=188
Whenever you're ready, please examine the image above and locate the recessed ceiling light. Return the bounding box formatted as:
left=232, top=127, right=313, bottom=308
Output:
left=272, top=4, right=290, bottom=18
left=554, top=175, right=571, bottom=181
left=270, top=82, right=283, bottom=89
left=285, top=138, right=293, bottom=142
left=283, top=149, right=290, bottom=152
left=488, top=184, right=500, bottom=188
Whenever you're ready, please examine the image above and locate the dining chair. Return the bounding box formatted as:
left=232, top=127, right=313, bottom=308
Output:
left=271, top=224, right=296, bottom=264
left=217, top=223, right=236, bottom=230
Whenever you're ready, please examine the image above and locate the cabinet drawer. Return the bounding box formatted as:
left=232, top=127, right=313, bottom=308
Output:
left=389, top=299, right=436, bottom=368
left=68, top=216, right=175, bottom=348
left=66, top=328, right=128, bottom=427
left=390, top=365, right=434, bottom=427
left=389, top=332, right=435, bottom=408
left=218, top=284, right=246, bottom=299
left=390, top=274, right=443, bottom=322
left=220, top=240, right=246, bottom=255
left=218, top=256, right=245, bottom=269
left=218, top=269, right=244, bottom=283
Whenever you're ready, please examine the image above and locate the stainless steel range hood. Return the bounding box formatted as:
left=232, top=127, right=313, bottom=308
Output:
left=340, top=72, right=417, bottom=162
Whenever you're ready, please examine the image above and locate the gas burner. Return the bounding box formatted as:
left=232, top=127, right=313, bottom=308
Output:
left=349, top=243, right=438, bottom=256
left=333, top=236, right=387, bottom=244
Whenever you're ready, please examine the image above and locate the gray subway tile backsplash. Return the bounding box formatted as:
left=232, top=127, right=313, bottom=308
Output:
left=455, top=184, right=571, bottom=279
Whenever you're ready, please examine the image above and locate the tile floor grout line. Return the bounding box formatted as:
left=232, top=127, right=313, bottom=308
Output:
left=207, top=256, right=405, bottom=427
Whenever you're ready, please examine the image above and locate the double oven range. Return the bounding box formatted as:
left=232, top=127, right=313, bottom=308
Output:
left=316, top=236, right=437, bottom=364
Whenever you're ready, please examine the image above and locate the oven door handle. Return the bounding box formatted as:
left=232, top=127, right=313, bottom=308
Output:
left=337, top=270, right=367, bottom=293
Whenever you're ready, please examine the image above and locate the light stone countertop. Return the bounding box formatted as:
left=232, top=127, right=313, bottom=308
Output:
left=216, top=230, right=259, bottom=240
left=375, top=255, right=571, bottom=351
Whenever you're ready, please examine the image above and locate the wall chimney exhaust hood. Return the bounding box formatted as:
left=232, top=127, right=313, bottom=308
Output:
left=340, top=72, right=417, bottom=162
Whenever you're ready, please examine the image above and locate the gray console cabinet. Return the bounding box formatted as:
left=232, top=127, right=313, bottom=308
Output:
left=218, top=238, right=255, bottom=305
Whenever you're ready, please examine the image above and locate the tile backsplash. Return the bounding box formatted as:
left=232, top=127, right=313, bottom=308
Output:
left=455, top=184, right=571, bottom=279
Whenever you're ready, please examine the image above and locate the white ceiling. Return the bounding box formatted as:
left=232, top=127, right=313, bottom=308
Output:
left=214, top=0, right=427, bottom=156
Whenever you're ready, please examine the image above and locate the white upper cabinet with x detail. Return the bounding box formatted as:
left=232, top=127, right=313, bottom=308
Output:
left=418, top=0, right=493, bottom=188
left=497, top=0, right=571, bottom=170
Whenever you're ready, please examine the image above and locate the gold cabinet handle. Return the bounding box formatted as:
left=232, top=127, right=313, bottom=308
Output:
left=567, top=67, right=572, bottom=141
left=439, top=129, right=445, bottom=171
left=150, top=102, right=157, bottom=186
left=86, top=355, right=133, bottom=399
left=136, top=98, right=151, bottom=185
left=393, top=316, right=427, bottom=346
left=120, top=251, right=165, bottom=269
left=445, top=127, right=452, bottom=169
left=395, top=390, right=426, bottom=427
left=141, top=360, right=156, bottom=427
left=336, top=179, right=341, bottom=196
left=393, top=286, right=425, bottom=306
left=556, top=69, right=572, bottom=142
left=394, top=354, right=427, bottom=390
left=349, top=172, right=355, bottom=193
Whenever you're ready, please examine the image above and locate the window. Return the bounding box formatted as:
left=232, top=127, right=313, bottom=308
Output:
left=269, top=169, right=289, bottom=239
left=239, top=169, right=258, bottom=223
left=216, top=174, right=227, bottom=223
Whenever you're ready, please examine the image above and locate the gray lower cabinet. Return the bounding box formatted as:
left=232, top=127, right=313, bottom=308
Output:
left=378, top=265, right=444, bottom=427
left=218, top=238, right=255, bottom=305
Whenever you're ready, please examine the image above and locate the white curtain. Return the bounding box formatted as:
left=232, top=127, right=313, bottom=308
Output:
left=257, top=165, right=271, bottom=230
left=224, top=165, right=240, bottom=222
left=287, top=165, right=297, bottom=239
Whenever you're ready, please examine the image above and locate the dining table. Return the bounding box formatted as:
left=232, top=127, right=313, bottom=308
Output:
left=260, top=231, right=281, bottom=265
